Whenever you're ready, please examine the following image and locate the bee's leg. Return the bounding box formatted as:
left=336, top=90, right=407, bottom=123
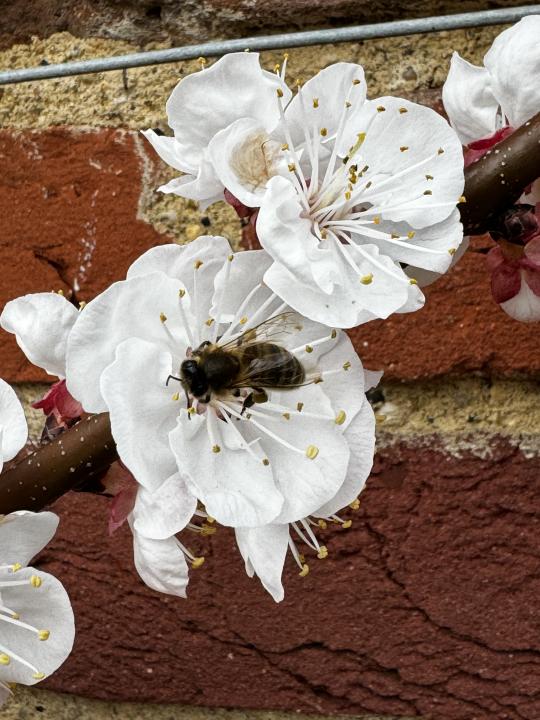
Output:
left=166, top=374, right=182, bottom=387
left=252, top=388, right=268, bottom=405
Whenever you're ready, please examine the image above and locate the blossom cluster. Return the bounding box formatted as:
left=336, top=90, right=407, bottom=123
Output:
left=0, top=15, right=538, bottom=702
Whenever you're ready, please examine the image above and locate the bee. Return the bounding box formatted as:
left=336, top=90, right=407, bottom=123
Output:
left=170, top=313, right=306, bottom=413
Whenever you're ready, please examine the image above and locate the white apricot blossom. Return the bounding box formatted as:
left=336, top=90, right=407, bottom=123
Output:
left=144, top=53, right=464, bottom=328
left=64, top=235, right=375, bottom=531
left=442, top=15, right=540, bottom=145
left=142, top=53, right=291, bottom=208
left=0, top=511, right=75, bottom=700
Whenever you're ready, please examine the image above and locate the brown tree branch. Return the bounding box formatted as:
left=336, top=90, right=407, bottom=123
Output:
left=0, top=414, right=117, bottom=513
left=460, top=111, right=540, bottom=236
left=1, top=112, right=539, bottom=515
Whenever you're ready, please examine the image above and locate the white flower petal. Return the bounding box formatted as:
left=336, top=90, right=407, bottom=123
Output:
left=0, top=511, right=58, bottom=566
left=0, top=381, right=27, bottom=465
left=169, top=409, right=283, bottom=528
left=359, top=97, right=464, bottom=228
left=235, top=524, right=289, bottom=602
left=165, top=52, right=290, bottom=170
left=442, top=52, right=499, bottom=144
left=500, top=271, right=540, bottom=323
left=140, top=130, right=191, bottom=173
left=0, top=293, right=78, bottom=378
left=284, top=62, right=367, bottom=148
left=100, top=338, right=181, bottom=491
left=315, top=399, right=375, bottom=517
left=0, top=566, right=74, bottom=686
left=484, top=16, right=540, bottom=128
left=157, top=150, right=225, bottom=209
left=66, top=272, right=190, bottom=413
left=132, top=472, right=197, bottom=540
left=131, top=527, right=190, bottom=598
left=210, top=249, right=272, bottom=324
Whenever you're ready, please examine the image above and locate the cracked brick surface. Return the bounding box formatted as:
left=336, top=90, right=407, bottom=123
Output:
left=34, top=442, right=540, bottom=720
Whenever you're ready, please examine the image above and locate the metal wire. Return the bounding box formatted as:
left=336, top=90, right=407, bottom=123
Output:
left=0, top=5, right=538, bottom=86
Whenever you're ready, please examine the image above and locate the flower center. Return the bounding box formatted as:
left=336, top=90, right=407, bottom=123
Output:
left=230, top=132, right=281, bottom=193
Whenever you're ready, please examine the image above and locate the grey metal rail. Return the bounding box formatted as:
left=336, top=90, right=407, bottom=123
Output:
left=0, top=5, right=538, bottom=86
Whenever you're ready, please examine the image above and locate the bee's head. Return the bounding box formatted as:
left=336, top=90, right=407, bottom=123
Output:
left=180, top=358, right=209, bottom=400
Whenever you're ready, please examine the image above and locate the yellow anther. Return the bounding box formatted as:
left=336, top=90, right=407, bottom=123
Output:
left=0, top=654, right=10, bottom=666
left=343, top=361, right=351, bottom=370
left=78, top=301, right=87, bottom=310
left=317, top=545, right=328, bottom=559
left=391, top=233, right=400, bottom=239
left=194, top=259, right=203, bottom=269
left=331, top=329, right=337, bottom=338
left=197, top=56, right=207, bottom=67
left=407, top=231, right=416, bottom=239
left=306, top=445, right=319, bottom=460
left=179, top=288, right=186, bottom=298
left=304, top=345, right=313, bottom=353
left=423, top=190, right=433, bottom=196
left=57, top=289, right=64, bottom=296
left=400, top=146, right=409, bottom=152
left=206, top=515, right=216, bottom=524
left=409, top=278, right=418, bottom=285
left=459, top=195, right=467, bottom=203
left=349, top=499, right=361, bottom=510
left=274, top=63, right=281, bottom=73
left=212, top=445, right=221, bottom=454
left=187, top=406, right=196, bottom=415
left=10, top=562, right=21, bottom=572
left=228, top=254, right=234, bottom=262
left=352, top=78, right=361, bottom=85
left=38, top=630, right=50, bottom=642
left=342, top=520, right=353, bottom=529
left=312, top=98, right=319, bottom=108
left=437, top=147, right=444, bottom=155
left=239, top=316, right=248, bottom=325
left=283, top=52, right=289, bottom=60
left=262, top=458, right=270, bottom=466
left=30, top=575, right=42, bottom=588
left=344, top=191, right=351, bottom=201
left=318, top=519, right=327, bottom=529
left=288, top=163, right=296, bottom=172
left=373, top=216, right=380, bottom=225
left=277, top=88, right=284, bottom=98
left=32, top=672, right=45, bottom=680
left=377, top=105, right=386, bottom=112
left=320, top=229, right=327, bottom=239
left=159, top=312, right=167, bottom=323
left=299, top=564, right=310, bottom=577
left=360, top=273, right=373, bottom=285
left=295, top=78, right=302, bottom=87
left=448, top=248, right=457, bottom=256
left=425, top=174, right=434, bottom=180
left=191, top=557, right=205, bottom=569
left=282, top=412, right=291, bottom=420
left=172, top=393, right=180, bottom=401
left=205, top=317, right=214, bottom=326
left=11, top=612, right=19, bottom=620
left=320, top=127, right=328, bottom=137
left=281, top=143, right=289, bottom=151
left=297, top=402, right=304, bottom=412
left=357, top=132, right=366, bottom=144
left=335, top=410, right=347, bottom=425
left=375, top=413, right=387, bottom=424
left=399, top=107, right=408, bottom=113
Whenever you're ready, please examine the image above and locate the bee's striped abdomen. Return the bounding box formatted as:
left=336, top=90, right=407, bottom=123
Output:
left=241, top=343, right=305, bottom=388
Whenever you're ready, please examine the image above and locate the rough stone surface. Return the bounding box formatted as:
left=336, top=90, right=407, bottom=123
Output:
left=0, top=0, right=535, bottom=50
left=24, top=442, right=540, bottom=720
left=3, top=687, right=408, bottom=720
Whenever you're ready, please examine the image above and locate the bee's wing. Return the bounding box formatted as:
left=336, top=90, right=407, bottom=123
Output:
left=228, top=352, right=313, bottom=390
left=219, top=312, right=304, bottom=351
